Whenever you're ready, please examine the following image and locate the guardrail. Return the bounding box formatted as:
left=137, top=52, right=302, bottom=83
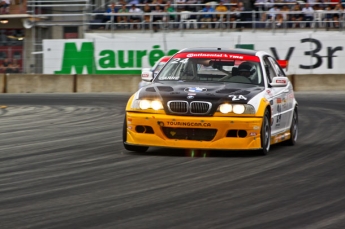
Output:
left=27, top=9, right=345, bottom=33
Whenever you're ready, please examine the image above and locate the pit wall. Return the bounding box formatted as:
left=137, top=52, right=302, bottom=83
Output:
left=1, top=74, right=345, bottom=93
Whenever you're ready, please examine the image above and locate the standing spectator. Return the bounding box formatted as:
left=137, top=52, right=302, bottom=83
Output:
left=235, top=1, right=246, bottom=27
left=215, top=0, right=228, bottom=23
left=152, top=5, right=163, bottom=32
left=129, top=4, right=143, bottom=29
left=291, top=3, right=304, bottom=28
left=261, top=4, right=278, bottom=28
left=324, top=5, right=333, bottom=29
left=142, top=2, right=151, bottom=29
left=266, top=5, right=280, bottom=21
left=333, top=3, right=344, bottom=28
left=185, top=0, right=197, bottom=12
left=0, top=0, right=10, bottom=14
left=276, top=5, right=290, bottom=27
left=302, top=3, right=314, bottom=27
left=162, top=1, right=176, bottom=27
left=104, top=2, right=118, bottom=28
left=175, top=0, right=186, bottom=12
left=229, top=5, right=239, bottom=28
left=2, top=58, right=10, bottom=68
left=12, top=59, right=20, bottom=73
left=117, top=4, right=129, bottom=27
left=313, top=4, right=325, bottom=28
left=165, top=1, right=176, bottom=20
left=200, top=3, right=216, bottom=28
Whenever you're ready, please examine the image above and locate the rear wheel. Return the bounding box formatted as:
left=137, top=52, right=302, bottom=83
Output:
left=286, top=108, right=298, bottom=146
left=122, top=115, right=149, bottom=153
left=260, top=109, right=271, bottom=155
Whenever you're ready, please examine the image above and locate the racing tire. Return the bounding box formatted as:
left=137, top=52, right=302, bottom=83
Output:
left=286, top=108, right=298, bottom=146
left=259, top=109, right=271, bottom=155
left=122, top=115, right=149, bottom=153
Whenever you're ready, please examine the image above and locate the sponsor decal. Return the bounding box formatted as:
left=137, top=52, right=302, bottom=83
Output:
left=142, top=73, right=150, bottom=78
left=276, top=79, right=286, bottom=84
left=229, top=95, right=247, bottom=101
left=185, top=87, right=207, bottom=93
left=44, top=37, right=345, bottom=75
left=164, top=76, right=179, bottom=80
left=174, top=53, right=260, bottom=62
left=47, top=42, right=179, bottom=74
left=166, top=121, right=211, bottom=127
left=187, top=95, right=194, bottom=99
left=276, top=98, right=282, bottom=104
left=186, top=53, right=225, bottom=58
left=253, top=126, right=260, bottom=130
left=250, top=132, right=257, bottom=136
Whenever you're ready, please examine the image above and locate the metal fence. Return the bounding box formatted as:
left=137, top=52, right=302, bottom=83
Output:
left=1, top=4, right=345, bottom=74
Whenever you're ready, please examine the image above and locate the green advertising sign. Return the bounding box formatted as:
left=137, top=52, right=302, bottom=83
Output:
left=53, top=42, right=179, bottom=75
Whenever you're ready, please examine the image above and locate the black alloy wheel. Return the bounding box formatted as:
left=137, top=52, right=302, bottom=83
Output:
left=286, top=108, right=298, bottom=146
left=260, top=109, right=271, bottom=155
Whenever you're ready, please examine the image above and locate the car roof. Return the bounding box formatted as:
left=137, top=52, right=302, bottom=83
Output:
left=159, top=56, right=171, bottom=62
left=178, top=47, right=259, bottom=56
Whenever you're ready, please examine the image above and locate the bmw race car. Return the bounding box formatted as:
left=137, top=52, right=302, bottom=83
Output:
left=123, top=47, right=298, bottom=155
left=139, top=56, right=171, bottom=89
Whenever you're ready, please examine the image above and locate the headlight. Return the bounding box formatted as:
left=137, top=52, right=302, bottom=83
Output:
left=217, top=104, right=255, bottom=114
left=139, top=100, right=151, bottom=109
left=233, top=104, right=245, bottom=114
left=132, top=99, right=164, bottom=110
left=151, top=100, right=163, bottom=110
left=219, top=104, right=232, bottom=114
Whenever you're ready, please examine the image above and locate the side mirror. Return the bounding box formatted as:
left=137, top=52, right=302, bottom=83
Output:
left=270, top=77, right=288, bottom=87
left=141, top=68, right=154, bottom=82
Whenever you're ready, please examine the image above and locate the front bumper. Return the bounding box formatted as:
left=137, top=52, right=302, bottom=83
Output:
left=125, top=112, right=264, bottom=150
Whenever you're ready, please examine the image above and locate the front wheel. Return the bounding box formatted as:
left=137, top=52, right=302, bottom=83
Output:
left=286, top=108, right=298, bottom=146
left=122, top=115, right=149, bottom=153
left=260, top=109, right=271, bottom=155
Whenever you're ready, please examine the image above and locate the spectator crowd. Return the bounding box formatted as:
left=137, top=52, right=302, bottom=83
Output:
left=0, top=0, right=10, bottom=14
left=91, top=0, right=345, bottom=30
left=0, top=58, right=20, bottom=73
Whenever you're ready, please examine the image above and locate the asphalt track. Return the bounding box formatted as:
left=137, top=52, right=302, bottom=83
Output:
left=1, top=92, right=345, bottom=229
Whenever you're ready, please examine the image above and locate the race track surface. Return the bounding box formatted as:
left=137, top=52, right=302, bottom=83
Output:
left=1, top=92, right=345, bottom=229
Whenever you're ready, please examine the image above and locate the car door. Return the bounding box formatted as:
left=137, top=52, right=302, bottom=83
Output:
left=268, top=57, right=294, bottom=131
left=263, top=56, right=288, bottom=135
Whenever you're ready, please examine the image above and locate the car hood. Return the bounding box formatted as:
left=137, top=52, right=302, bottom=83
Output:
left=138, top=82, right=265, bottom=105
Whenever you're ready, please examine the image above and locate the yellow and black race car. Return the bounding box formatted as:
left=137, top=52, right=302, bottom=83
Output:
left=123, top=47, right=298, bottom=155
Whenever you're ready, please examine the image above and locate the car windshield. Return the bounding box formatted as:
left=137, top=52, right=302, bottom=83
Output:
left=155, top=54, right=263, bottom=86
left=154, top=62, right=166, bottom=73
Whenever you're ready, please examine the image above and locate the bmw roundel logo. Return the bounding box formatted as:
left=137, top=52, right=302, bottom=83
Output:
left=185, top=87, right=207, bottom=93
left=187, top=95, right=194, bottom=99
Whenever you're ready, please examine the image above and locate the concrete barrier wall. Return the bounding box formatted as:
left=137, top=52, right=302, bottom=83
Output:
left=1, top=74, right=344, bottom=93
left=292, top=74, right=345, bottom=91
left=0, top=74, right=4, bottom=93
left=6, top=74, right=75, bottom=93
left=77, top=75, right=141, bottom=93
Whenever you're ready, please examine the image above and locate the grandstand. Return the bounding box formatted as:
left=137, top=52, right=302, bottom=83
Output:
left=0, top=0, right=344, bottom=73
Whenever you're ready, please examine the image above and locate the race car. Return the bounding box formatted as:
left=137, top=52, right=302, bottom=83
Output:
left=138, top=56, right=171, bottom=89
left=123, top=47, right=298, bottom=155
